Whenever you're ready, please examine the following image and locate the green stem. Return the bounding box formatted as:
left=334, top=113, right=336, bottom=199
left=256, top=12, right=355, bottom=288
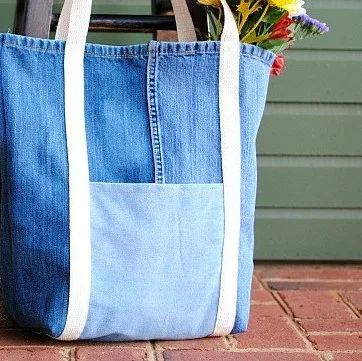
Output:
left=241, top=3, right=270, bottom=42
left=238, top=0, right=261, bottom=32
left=216, top=6, right=222, bottom=39
left=237, top=0, right=242, bottom=31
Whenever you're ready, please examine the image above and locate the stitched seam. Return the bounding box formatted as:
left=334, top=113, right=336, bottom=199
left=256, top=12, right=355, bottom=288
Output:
left=84, top=53, right=137, bottom=59
left=1, top=43, right=144, bottom=59
left=1, top=43, right=273, bottom=65
left=158, top=51, right=274, bottom=66
left=3, top=43, right=63, bottom=53
left=90, top=181, right=223, bottom=186
left=147, top=42, right=164, bottom=184
left=0, top=44, right=18, bottom=326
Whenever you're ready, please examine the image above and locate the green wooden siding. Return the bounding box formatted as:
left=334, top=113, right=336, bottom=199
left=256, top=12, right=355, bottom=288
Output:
left=0, top=1, right=361, bottom=260
left=0, top=1, right=15, bottom=33
left=258, top=104, right=362, bottom=156
left=256, top=0, right=362, bottom=259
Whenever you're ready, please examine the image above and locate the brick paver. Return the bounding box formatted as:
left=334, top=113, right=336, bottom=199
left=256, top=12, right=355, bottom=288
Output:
left=0, top=349, right=65, bottom=361
left=251, top=276, right=264, bottom=290
left=0, top=263, right=361, bottom=360
left=0, top=329, right=63, bottom=347
left=163, top=350, right=322, bottom=361
left=343, top=292, right=362, bottom=314
left=332, top=352, right=362, bottom=361
left=299, top=318, right=362, bottom=333
left=158, top=337, right=228, bottom=350
left=75, top=347, right=147, bottom=361
left=268, top=281, right=362, bottom=291
left=309, top=334, right=362, bottom=351
left=251, top=289, right=276, bottom=303
left=256, top=265, right=362, bottom=280
left=234, top=316, right=307, bottom=349
left=249, top=303, right=286, bottom=318
left=279, top=291, right=356, bottom=319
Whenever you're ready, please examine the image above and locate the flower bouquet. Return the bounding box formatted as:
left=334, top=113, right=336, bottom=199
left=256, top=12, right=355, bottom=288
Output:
left=196, top=0, right=329, bottom=76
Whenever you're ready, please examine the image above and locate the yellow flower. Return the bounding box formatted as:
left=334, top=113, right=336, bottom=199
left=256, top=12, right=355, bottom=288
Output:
left=270, top=0, right=306, bottom=16
left=197, top=0, right=221, bottom=8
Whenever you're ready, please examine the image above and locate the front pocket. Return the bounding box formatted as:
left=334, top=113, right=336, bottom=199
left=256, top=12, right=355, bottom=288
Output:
left=80, top=182, right=225, bottom=341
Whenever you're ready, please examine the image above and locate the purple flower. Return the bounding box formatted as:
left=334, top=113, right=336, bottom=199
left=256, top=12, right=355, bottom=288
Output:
left=294, top=13, right=329, bottom=33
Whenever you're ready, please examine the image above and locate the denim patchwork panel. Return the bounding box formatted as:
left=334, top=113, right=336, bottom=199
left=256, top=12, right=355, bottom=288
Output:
left=0, top=33, right=274, bottom=339
left=81, top=182, right=224, bottom=341
left=154, top=42, right=273, bottom=332
left=84, top=51, right=154, bottom=183
left=0, top=36, right=69, bottom=336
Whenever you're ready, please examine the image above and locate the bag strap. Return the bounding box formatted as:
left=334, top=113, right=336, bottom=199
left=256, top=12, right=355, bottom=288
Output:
left=211, top=0, right=241, bottom=337
left=55, top=0, right=197, bottom=42
left=56, top=0, right=241, bottom=340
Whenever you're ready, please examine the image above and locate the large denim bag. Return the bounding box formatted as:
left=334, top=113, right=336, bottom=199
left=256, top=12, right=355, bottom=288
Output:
left=0, top=0, right=274, bottom=341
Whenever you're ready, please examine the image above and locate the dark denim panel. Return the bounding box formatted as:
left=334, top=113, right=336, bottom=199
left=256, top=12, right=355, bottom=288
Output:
left=0, top=38, right=69, bottom=336
left=156, top=42, right=274, bottom=187
left=84, top=53, right=154, bottom=183
left=0, top=41, right=15, bottom=328
left=156, top=46, right=222, bottom=184
left=0, top=34, right=156, bottom=337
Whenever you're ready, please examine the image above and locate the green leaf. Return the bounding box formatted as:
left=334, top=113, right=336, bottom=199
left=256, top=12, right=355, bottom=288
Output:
left=243, top=30, right=270, bottom=44
left=259, top=38, right=292, bottom=53
left=206, top=8, right=220, bottom=40
left=292, top=22, right=327, bottom=41
left=262, top=7, right=287, bottom=24
left=237, top=0, right=263, bottom=20
left=260, top=39, right=286, bottom=48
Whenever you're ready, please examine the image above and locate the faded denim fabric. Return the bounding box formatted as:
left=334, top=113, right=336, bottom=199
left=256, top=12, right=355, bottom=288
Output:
left=0, top=33, right=274, bottom=339
left=82, top=182, right=224, bottom=341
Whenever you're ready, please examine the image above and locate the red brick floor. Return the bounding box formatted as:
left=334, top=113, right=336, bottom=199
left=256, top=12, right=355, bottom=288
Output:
left=0, top=263, right=361, bottom=361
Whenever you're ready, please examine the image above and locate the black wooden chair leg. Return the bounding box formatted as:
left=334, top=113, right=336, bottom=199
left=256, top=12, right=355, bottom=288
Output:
left=13, top=0, right=206, bottom=39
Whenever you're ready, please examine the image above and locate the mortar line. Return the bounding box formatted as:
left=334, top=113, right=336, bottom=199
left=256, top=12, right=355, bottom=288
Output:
left=153, top=341, right=165, bottom=361
left=62, top=347, right=75, bottom=361
left=270, top=290, right=294, bottom=317
left=145, top=342, right=157, bottom=361
left=226, top=335, right=238, bottom=350
left=250, top=301, right=277, bottom=305
left=253, top=273, right=271, bottom=292
left=254, top=273, right=290, bottom=312
left=256, top=272, right=302, bottom=319
left=201, top=347, right=326, bottom=353
left=269, top=290, right=318, bottom=352
left=337, top=292, right=361, bottom=318
left=234, top=274, right=318, bottom=354
left=308, top=330, right=362, bottom=335
left=285, top=314, right=317, bottom=352
left=320, top=351, right=334, bottom=361
left=262, top=278, right=362, bottom=283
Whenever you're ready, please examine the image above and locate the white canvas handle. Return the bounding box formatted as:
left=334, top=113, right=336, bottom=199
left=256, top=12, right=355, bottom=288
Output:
left=57, top=0, right=241, bottom=340
left=211, top=0, right=241, bottom=336
left=55, top=0, right=197, bottom=42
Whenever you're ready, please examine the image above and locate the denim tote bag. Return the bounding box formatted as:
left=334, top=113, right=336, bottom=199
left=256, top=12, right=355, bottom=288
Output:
left=0, top=0, right=275, bottom=341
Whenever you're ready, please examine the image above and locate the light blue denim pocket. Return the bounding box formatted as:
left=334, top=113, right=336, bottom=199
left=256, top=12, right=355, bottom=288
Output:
left=81, top=182, right=224, bottom=340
